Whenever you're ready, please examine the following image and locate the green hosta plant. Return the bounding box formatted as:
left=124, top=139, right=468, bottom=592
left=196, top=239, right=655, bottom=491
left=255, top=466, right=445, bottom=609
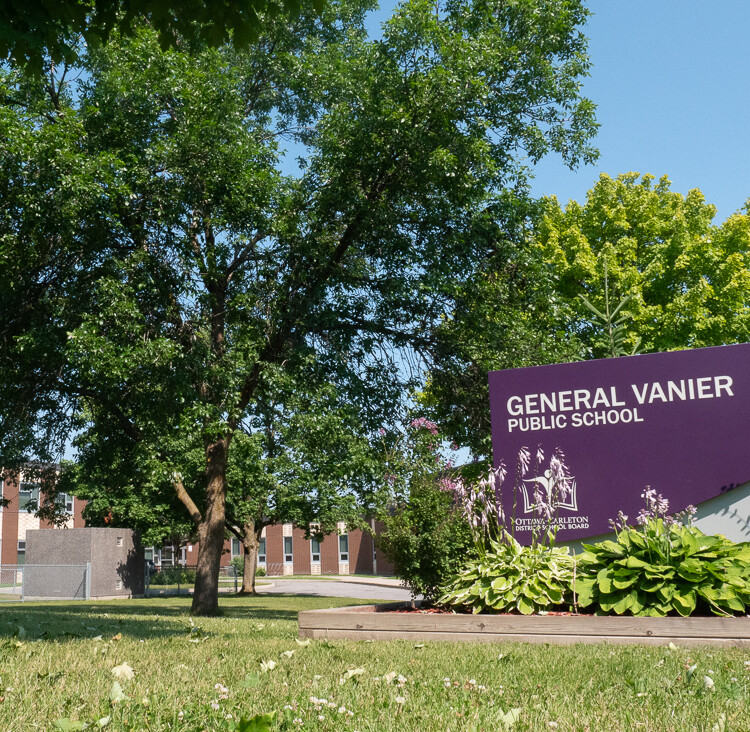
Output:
left=439, top=533, right=575, bottom=615
left=575, top=501, right=750, bottom=617
left=439, top=448, right=578, bottom=614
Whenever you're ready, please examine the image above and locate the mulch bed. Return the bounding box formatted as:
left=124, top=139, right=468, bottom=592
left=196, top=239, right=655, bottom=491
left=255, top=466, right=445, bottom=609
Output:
left=391, top=606, right=579, bottom=616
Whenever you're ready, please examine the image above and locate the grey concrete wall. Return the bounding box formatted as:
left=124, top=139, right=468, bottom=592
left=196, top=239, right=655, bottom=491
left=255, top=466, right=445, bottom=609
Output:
left=25, top=528, right=144, bottom=598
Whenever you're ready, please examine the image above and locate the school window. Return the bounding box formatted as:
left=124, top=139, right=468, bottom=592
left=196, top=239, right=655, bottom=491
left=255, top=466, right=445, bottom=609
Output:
left=18, top=482, right=40, bottom=512
left=284, top=536, right=293, bottom=564
left=258, top=538, right=266, bottom=564
left=146, top=547, right=161, bottom=566
left=56, top=493, right=74, bottom=513
left=339, top=534, right=349, bottom=562
left=231, top=538, right=241, bottom=557
left=17, top=540, right=26, bottom=565
left=311, top=537, right=321, bottom=563
left=161, top=545, right=174, bottom=566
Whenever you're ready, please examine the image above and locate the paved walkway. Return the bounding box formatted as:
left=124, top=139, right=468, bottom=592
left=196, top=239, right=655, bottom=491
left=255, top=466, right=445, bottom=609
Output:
left=256, top=576, right=414, bottom=602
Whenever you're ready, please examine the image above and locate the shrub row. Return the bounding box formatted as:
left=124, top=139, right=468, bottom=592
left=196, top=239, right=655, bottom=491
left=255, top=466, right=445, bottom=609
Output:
left=148, top=568, right=197, bottom=585
left=439, top=520, right=750, bottom=617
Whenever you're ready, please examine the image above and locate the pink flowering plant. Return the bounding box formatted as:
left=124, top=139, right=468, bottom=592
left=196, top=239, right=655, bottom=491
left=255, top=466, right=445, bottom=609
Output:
left=574, top=489, right=750, bottom=617
left=377, top=418, right=448, bottom=500
left=376, top=419, right=476, bottom=603
left=437, top=448, right=576, bottom=615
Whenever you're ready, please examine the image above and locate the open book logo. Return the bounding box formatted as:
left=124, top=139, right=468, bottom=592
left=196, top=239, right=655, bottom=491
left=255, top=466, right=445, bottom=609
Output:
left=520, top=465, right=578, bottom=514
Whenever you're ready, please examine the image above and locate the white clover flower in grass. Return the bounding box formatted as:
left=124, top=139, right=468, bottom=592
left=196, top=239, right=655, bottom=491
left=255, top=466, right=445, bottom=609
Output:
left=210, top=701, right=220, bottom=711
left=340, top=667, right=366, bottom=684
left=383, top=672, right=397, bottom=684
left=395, top=696, right=406, bottom=705
left=111, top=662, right=135, bottom=681
left=704, top=676, right=715, bottom=690
left=214, top=683, right=228, bottom=700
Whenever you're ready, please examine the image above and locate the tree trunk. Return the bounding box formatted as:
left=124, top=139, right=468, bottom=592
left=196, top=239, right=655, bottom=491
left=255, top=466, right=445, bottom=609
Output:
left=239, top=519, right=263, bottom=594
left=191, top=437, right=229, bottom=616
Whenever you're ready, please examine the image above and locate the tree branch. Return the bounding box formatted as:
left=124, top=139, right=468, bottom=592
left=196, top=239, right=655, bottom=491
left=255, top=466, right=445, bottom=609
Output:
left=64, top=382, right=143, bottom=442
left=227, top=231, right=266, bottom=277
left=171, top=472, right=203, bottom=527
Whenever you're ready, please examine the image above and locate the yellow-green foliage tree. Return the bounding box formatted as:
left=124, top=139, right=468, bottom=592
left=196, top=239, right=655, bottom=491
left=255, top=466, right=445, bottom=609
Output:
left=539, top=172, right=750, bottom=358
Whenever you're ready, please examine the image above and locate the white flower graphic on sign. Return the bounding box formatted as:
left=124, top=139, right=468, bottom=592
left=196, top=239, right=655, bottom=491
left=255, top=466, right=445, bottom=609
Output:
left=519, top=449, right=578, bottom=514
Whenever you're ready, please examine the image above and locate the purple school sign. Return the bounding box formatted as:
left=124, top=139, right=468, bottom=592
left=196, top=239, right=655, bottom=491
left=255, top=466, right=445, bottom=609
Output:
left=488, top=343, right=750, bottom=542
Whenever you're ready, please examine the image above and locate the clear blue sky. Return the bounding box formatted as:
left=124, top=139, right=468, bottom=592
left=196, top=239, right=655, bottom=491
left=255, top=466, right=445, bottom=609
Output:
left=367, top=1, right=750, bottom=224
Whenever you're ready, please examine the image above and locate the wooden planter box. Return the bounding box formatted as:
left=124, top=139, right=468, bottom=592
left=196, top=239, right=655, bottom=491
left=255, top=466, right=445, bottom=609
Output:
left=298, top=602, right=750, bottom=647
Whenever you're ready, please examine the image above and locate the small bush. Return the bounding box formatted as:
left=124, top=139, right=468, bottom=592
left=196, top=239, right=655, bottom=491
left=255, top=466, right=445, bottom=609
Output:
left=378, top=480, right=477, bottom=603
left=149, top=570, right=165, bottom=586
left=148, top=567, right=196, bottom=586
left=230, top=556, right=244, bottom=577
left=439, top=535, right=575, bottom=614
left=255, top=565, right=266, bottom=577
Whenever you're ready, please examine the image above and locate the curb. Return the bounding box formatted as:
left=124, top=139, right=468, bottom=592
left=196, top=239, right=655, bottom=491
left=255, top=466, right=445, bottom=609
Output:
left=257, top=577, right=408, bottom=591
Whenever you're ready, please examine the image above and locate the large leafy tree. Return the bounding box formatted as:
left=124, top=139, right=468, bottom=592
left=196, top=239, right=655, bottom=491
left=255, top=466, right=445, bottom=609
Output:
left=64, top=381, right=379, bottom=595
left=0, top=0, right=597, bottom=615
left=417, top=191, right=581, bottom=459
left=224, top=386, right=380, bottom=594
left=0, top=0, right=320, bottom=74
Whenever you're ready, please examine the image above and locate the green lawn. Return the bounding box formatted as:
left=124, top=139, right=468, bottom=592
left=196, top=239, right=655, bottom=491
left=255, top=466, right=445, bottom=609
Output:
left=0, top=596, right=748, bottom=731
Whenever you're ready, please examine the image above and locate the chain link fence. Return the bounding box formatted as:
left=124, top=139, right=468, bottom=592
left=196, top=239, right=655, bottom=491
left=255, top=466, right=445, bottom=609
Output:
left=0, top=564, right=90, bottom=602
left=0, top=565, right=23, bottom=602
left=144, top=564, right=239, bottom=596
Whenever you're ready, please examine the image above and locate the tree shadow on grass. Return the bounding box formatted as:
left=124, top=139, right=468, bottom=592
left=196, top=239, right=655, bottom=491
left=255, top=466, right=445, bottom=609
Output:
left=221, top=594, right=372, bottom=618
left=0, top=595, right=368, bottom=642
left=0, top=596, right=308, bottom=642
